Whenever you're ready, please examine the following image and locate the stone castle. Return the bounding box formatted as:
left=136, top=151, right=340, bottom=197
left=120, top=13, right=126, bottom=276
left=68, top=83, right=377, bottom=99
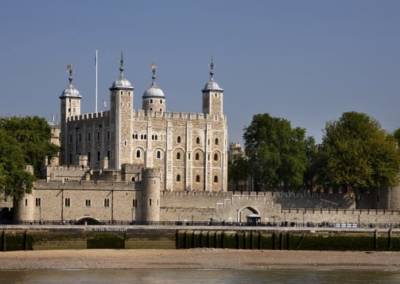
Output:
left=11, top=55, right=400, bottom=226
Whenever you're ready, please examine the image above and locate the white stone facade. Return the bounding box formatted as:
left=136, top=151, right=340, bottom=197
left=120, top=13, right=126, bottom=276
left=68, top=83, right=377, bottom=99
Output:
left=59, top=58, right=228, bottom=192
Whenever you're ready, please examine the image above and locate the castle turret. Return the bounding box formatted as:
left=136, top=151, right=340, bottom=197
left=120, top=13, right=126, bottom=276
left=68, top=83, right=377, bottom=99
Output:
left=139, top=168, right=161, bottom=223
left=202, top=58, right=224, bottom=116
left=110, top=53, right=134, bottom=169
left=59, top=65, right=81, bottom=165
left=142, top=64, right=166, bottom=113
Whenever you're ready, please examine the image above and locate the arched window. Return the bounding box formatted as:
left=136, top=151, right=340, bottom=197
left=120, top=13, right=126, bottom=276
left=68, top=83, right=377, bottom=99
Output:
left=160, top=99, right=163, bottom=103
left=136, top=150, right=141, bottom=158
left=150, top=99, right=153, bottom=103
left=176, top=152, right=181, bottom=160
left=177, top=136, right=181, bottom=143
left=196, top=175, right=200, bottom=182
left=156, top=150, right=161, bottom=159
left=214, top=153, right=218, bottom=161
left=196, top=137, right=200, bottom=144
left=214, top=176, right=218, bottom=183
left=215, top=138, right=219, bottom=145
left=176, top=174, right=181, bottom=182
left=195, top=153, right=200, bottom=160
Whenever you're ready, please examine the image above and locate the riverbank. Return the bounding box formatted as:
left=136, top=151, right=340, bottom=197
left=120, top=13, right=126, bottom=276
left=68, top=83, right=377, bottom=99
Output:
left=0, top=249, right=399, bottom=271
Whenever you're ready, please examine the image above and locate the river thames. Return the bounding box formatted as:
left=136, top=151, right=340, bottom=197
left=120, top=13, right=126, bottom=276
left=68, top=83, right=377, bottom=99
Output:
left=0, top=269, right=399, bottom=284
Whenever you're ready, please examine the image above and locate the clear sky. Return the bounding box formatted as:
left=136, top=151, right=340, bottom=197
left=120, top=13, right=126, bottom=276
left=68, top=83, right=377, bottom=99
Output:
left=0, top=0, right=399, bottom=144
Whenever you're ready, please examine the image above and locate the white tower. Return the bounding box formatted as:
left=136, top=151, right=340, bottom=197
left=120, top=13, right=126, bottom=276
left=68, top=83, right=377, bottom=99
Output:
left=59, top=65, right=81, bottom=165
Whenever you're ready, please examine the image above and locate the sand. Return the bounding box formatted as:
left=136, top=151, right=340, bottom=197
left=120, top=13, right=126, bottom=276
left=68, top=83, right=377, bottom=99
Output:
left=0, top=249, right=399, bottom=271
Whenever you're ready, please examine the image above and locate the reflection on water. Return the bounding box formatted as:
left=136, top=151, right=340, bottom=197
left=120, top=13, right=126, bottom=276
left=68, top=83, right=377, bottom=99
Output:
left=0, top=269, right=399, bottom=284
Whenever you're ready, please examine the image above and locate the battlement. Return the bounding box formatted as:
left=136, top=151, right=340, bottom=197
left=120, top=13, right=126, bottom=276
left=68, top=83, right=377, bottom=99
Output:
left=161, top=191, right=233, bottom=198
left=281, top=208, right=400, bottom=215
left=34, top=179, right=140, bottom=191
left=67, top=111, right=110, bottom=122
left=133, top=110, right=225, bottom=122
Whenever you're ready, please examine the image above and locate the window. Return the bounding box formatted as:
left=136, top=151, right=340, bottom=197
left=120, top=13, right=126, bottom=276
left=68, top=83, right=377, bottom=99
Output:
left=144, top=134, right=147, bottom=139
left=136, top=150, right=141, bottom=158
left=69, top=135, right=73, bottom=143
left=195, top=153, right=200, bottom=160
left=25, top=199, right=28, bottom=206
left=85, top=199, right=91, bottom=207
left=156, top=150, right=161, bottom=159
left=176, top=174, right=181, bottom=182
left=97, top=151, right=101, bottom=162
left=107, top=151, right=111, bottom=160
left=97, top=132, right=100, bottom=140
left=35, top=198, right=41, bottom=207
left=140, top=134, right=143, bottom=139
left=133, top=199, right=137, bottom=208
left=196, top=137, right=200, bottom=144
left=150, top=108, right=153, bottom=111
left=104, top=198, right=110, bottom=208
left=65, top=198, right=70, bottom=207
left=87, top=152, right=91, bottom=164
left=215, top=138, right=219, bottom=145
left=107, top=131, right=110, bottom=141
left=150, top=99, right=153, bottom=103
left=149, top=199, right=152, bottom=206
left=177, top=136, right=181, bottom=143
left=88, top=133, right=91, bottom=142
left=196, top=175, right=200, bottom=182
left=214, top=153, right=218, bottom=161
left=160, top=109, right=162, bottom=112
left=176, top=152, right=181, bottom=160
left=214, top=176, right=219, bottom=183
left=160, top=99, right=162, bottom=103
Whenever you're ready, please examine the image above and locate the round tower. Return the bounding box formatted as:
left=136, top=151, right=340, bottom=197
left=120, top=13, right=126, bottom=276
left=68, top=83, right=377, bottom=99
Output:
left=389, top=185, right=400, bottom=210
left=15, top=194, right=35, bottom=223
left=59, top=65, right=82, bottom=165
left=202, top=57, right=224, bottom=116
left=142, top=64, right=166, bottom=113
left=140, top=168, right=161, bottom=223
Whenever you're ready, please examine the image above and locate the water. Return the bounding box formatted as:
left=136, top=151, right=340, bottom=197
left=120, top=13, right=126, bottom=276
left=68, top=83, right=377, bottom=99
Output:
left=0, top=269, right=399, bottom=284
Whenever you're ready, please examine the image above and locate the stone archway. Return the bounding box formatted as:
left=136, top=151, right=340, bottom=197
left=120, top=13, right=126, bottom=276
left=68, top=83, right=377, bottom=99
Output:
left=237, top=206, right=260, bottom=223
left=75, top=216, right=101, bottom=225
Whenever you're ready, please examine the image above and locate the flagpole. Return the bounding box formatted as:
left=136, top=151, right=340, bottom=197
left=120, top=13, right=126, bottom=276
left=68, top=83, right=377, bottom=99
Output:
left=95, top=49, right=98, bottom=113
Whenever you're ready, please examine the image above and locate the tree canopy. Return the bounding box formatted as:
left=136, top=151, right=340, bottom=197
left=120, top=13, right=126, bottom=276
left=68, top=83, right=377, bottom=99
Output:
left=243, top=113, right=309, bottom=190
left=318, top=112, right=400, bottom=192
left=0, top=116, right=58, bottom=200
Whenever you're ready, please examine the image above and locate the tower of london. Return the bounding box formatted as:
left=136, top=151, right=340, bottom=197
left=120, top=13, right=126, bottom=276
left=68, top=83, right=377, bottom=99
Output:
left=59, top=55, right=228, bottom=192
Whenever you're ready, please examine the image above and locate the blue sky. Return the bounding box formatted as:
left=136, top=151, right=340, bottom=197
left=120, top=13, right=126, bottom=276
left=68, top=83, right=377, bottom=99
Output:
left=0, top=0, right=399, bottom=143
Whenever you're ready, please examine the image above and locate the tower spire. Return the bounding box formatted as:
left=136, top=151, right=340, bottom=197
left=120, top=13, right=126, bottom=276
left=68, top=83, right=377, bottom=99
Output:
left=209, top=57, right=214, bottom=80
left=151, top=63, right=157, bottom=86
left=119, top=52, right=124, bottom=79
left=67, top=64, right=73, bottom=86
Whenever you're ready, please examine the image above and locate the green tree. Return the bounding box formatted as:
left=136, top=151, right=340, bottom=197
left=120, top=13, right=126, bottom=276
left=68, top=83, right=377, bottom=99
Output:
left=0, top=129, right=34, bottom=200
left=228, top=156, right=249, bottom=191
left=393, top=128, right=400, bottom=146
left=0, top=116, right=58, bottom=177
left=243, top=113, right=308, bottom=190
left=318, top=112, right=400, bottom=195
left=303, top=136, right=319, bottom=190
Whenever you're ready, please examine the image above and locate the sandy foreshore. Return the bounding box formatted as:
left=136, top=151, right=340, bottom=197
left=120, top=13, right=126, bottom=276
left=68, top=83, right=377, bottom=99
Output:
left=0, top=249, right=399, bottom=271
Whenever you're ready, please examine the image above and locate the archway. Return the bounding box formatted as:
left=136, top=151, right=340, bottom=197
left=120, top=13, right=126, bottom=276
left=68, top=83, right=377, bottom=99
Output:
left=237, top=206, right=260, bottom=223
left=75, top=216, right=102, bottom=225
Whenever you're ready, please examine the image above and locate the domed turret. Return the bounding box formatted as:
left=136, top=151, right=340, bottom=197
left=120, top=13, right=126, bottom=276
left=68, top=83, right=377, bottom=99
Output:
left=60, top=64, right=81, bottom=99
left=202, top=57, right=223, bottom=92
left=142, top=64, right=166, bottom=113
left=202, top=58, right=224, bottom=116
left=110, top=53, right=133, bottom=91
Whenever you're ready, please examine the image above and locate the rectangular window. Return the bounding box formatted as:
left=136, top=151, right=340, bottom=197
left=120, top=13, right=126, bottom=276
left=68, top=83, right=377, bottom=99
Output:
left=104, top=198, right=110, bottom=208
left=65, top=198, right=70, bottom=207
left=35, top=198, right=41, bottom=207
left=107, top=131, right=110, bottom=141
left=133, top=199, right=137, bottom=208
left=107, top=151, right=111, bottom=160
left=97, top=151, right=101, bottom=162
left=88, top=133, right=91, bottom=142
left=25, top=199, right=28, bottom=206
left=85, top=199, right=91, bottom=207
